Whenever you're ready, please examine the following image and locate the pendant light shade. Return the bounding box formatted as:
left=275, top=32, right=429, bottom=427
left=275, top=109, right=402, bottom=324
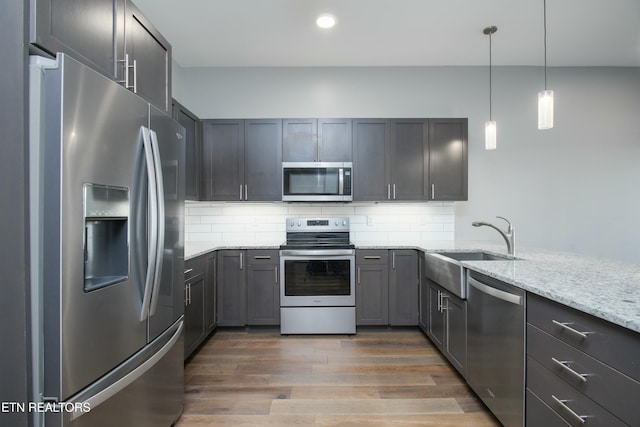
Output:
left=485, top=120, right=497, bottom=150
left=538, top=89, right=554, bottom=129
left=538, top=0, right=554, bottom=129
left=484, top=26, right=497, bottom=150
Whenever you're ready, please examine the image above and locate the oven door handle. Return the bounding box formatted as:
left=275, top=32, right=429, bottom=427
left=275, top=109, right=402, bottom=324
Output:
left=280, top=249, right=355, bottom=257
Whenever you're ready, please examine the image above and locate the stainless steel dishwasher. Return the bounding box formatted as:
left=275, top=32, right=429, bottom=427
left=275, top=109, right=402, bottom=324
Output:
left=467, top=270, right=525, bottom=427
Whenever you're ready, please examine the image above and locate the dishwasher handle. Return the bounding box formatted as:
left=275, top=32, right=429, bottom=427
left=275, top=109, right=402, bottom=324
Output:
left=468, top=276, right=523, bottom=305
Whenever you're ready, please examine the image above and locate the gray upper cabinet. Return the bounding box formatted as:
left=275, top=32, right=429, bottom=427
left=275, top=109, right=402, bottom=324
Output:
left=30, top=0, right=122, bottom=80
left=389, top=119, right=429, bottom=201
left=201, top=120, right=245, bottom=201
left=31, top=0, right=171, bottom=112
left=283, top=119, right=352, bottom=162
left=244, top=119, right=283, bottom=201
left=172, top=99, right=200, bottom=201
left=353, top=118, right=430, bottom=201
left=428, top=118, right=468, bottom=201
left=353, top=119, right=390, bottom=201
left=201, top=119, right=282, bottom=201
left=124, top=1, right=171, bottom=112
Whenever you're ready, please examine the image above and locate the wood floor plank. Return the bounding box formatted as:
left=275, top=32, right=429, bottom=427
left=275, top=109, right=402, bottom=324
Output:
left=177, top=329, right=500, bottom=426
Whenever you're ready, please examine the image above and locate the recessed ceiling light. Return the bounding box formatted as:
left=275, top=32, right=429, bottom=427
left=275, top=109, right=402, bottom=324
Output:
left=316, top=14, right=336, bottom=29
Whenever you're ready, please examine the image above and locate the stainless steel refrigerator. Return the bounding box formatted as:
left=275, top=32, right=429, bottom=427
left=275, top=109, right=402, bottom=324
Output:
left=29, top=53, right=185, bottom=426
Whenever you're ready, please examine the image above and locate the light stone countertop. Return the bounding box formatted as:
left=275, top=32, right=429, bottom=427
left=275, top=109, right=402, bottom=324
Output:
left=185, top=240, right=640, bottom=334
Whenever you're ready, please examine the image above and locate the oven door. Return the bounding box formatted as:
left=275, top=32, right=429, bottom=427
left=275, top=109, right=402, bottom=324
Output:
left=280, top=249, right=355, bottom=307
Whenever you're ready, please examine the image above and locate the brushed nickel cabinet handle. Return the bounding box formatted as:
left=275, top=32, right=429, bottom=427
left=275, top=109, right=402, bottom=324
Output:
left=551, top=395, right=587, bottom=424
left=552, top=320, right=591, bottom=339
left=551, top=357, right=589, bottom=382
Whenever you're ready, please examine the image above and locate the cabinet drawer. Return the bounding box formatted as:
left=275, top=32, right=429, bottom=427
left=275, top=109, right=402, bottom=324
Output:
left=526, top=389, right=571, bottom=427
left=527, top=293, right=640, bottom=382
left=527, top=324, right=640, bottom=426
left=246, top=249, right=279, bottom=265
left=356, top=250, right=388, bottom=264
left=527, top=356, right=626, bottom=427
left=185, top=255, right=205, bottom=279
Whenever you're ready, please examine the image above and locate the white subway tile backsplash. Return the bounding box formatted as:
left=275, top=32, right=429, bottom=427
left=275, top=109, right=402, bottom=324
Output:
left=184, top=202, right=455, bottom=247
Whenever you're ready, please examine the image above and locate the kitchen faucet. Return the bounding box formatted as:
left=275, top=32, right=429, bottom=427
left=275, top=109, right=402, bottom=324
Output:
left=472, top=216, right=515, bottom=256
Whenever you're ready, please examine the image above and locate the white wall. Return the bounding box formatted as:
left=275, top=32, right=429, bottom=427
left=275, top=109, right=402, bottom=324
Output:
left=176, top=65, right=640, bottom=262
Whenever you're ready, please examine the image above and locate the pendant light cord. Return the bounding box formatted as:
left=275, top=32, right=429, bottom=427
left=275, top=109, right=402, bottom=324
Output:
left=489, top=30, right=493, bottom=121
left=543, top=0, right=548, bottom=90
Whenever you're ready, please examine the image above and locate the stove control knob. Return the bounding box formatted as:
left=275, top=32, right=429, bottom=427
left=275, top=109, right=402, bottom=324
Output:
left=342, top=221, right=347, bottom=226
left=335, top=221, right=339, bottom=226
left=290, top=221, right=294, bottom=227
left=297, top=221, right=302, bottom=226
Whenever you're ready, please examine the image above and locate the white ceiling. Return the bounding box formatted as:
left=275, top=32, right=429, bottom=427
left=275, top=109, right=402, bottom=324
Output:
left=133, top=0, right=640, bottom=68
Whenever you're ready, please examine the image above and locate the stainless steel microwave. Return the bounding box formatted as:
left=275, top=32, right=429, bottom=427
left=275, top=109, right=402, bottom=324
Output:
left=282, top=162, right=352, bottom=202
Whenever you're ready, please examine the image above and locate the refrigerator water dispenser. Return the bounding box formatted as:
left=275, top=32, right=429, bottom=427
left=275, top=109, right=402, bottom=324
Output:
left=83, top=183, right=130, bottom=292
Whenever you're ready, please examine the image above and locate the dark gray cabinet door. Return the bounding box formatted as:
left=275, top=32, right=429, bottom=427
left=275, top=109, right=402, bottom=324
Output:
left=201, top=120, right=245, bottom=201
left=246, top=250, right=280, bottom=325
left=318, top=118, right=352, bottom=162
left=283, top=118, right=352, bottom=162
left=184, top=256, right=206, bottom=359
left=31, top=0, right=119, bottom=79
left=216, top=250, right=246, bottom=326
left=388, top=250, right=419, bottom=326
left=418, top=254, right=428, bottom=331
left=427, top=281, right=445, bottom=348
left=282, top=119, right=317, bottom=161
left=172, top=99, right=201, bottom=201
left=124, top=1, right=171, bottom=112
left=428, top=118, right=468, bottom=201
left=244, top=120, right=282, bottom=201
left=390, top=119, right=429, bottom=200
left=445, top=292, right=467, bottom=376
left=205, top=252, right=216, bottom=334
left=355, top=250, right=389, bottom=326
left=353, top=119, right=390, bottom=201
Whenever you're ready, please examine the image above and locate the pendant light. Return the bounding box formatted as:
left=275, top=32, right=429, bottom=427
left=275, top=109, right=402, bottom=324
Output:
left=538, top=0, right=554, bottom=129
left=484, top=26, right=497, bottom=150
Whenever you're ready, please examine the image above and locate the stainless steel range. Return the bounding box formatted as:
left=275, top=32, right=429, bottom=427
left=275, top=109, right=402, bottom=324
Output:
left=279, top=217, right=356, bottom=334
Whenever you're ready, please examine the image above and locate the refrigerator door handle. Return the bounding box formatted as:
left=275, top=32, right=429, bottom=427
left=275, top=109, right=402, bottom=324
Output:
left=140, top=127, right=159, bottom=322
left=148, top=129, right=165, bottom=317
left=68, top=321, right=183, bottom=421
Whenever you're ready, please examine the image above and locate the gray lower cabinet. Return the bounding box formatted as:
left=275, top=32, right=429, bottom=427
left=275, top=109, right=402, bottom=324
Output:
left=201, top=119, right=282, bottom=201
left=388, top=250, right=419, bottom=326
left=426, top=280, right=466, bottom=376
left=428, top=118, right=468, bottom=201
left=216, top=250, right=246, bottom=326
left=283, top=118, right=352, bottom=162
left=31, top=0, right=172, bottom=112
left=526, top=293, right=640, bottom=426
left=184, top=256, right=206, bottom=358
left=172, top=99, right=200, bottom=201
left=246, top=250, right=280, bottom=325
left=204, top=252, right=217, bottom=335
left=355, top=250, right=389, bottom=325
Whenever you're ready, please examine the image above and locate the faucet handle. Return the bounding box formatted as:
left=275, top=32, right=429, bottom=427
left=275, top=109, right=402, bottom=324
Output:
left=496, top=216, right=513, bottom=233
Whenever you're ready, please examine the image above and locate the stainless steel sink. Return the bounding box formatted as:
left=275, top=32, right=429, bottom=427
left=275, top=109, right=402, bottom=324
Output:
left=424, top=251, right=513, bottom=299
left=438, top=251, right=513, bottom=262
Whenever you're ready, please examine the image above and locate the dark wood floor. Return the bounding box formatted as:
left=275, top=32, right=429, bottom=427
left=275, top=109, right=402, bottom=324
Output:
left=176, top=328, right=500, bottom=426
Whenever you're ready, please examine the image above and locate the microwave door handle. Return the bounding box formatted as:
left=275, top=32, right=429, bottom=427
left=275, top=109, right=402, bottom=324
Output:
left=339, top=168, right=344, bottom=195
